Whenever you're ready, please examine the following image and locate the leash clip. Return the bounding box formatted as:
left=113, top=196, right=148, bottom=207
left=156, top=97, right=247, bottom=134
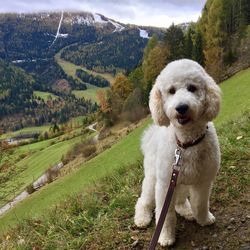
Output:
left=173, top=148, right=182, bottom=170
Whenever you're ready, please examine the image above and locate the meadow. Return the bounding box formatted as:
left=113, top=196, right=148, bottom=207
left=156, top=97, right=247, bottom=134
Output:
left=55, top=49, right=114, bottom=102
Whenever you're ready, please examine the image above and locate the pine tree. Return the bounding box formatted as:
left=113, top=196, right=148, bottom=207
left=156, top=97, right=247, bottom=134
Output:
left=192, top=29, right=204, bottom=66
left=184, top=26, right=194, bottom=59
left=164, top=24, right=185, bottom=61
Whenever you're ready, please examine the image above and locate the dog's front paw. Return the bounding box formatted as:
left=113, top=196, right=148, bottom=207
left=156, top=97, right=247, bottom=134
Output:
left=134, top=199, right=153, bottom=228
left=197, top=211, right=216, bottom=226
left=158, top=233, right=175, bottom=247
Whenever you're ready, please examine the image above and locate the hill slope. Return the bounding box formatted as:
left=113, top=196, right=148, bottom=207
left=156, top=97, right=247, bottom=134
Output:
left=0, top=60, right=35, bottom=118
left=0, top=111, right=249, bottom=249
left=0, top=68, right=249, bottom=234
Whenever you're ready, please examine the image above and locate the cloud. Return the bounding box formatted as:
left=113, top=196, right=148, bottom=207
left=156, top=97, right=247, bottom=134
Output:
left=0, top=0, right=206, bottom=27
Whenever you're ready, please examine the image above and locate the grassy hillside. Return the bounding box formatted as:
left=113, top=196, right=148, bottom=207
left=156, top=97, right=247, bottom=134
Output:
left=0, top=111, right=249, bottom=249
left=0, top=120, right=149, bottom=232
left=0, top=68, right=249, bottom=235
left=55, top=49, right=114, bottom=102
left=0, top=125, right=50, bottom=140
left=215, top=68, right=250, bottom=125
left=0, top=133, right=91, bottom=207
left=33, top=91, right=59, bottom=101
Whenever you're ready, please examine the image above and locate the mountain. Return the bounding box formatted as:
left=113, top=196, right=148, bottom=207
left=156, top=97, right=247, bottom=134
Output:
left=0, top=12, right=164, bottom=67
left=0, top=59, right=35, bottom=117
left=0, top=12, right=165, bottom=130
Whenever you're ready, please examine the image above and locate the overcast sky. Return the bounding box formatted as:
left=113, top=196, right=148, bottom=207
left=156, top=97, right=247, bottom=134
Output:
left=0, top=0, right=206, bottom=28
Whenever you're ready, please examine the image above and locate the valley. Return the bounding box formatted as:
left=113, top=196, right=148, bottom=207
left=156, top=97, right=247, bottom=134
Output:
left=54, top=47, right=112, bottom=102
left=0, top=11, right=160, bottom=130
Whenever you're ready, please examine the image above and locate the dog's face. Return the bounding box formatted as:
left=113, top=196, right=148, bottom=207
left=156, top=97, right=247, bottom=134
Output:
left=149, top=59, right=221, bottom=127
left=161, top=78, right=206, bottom=127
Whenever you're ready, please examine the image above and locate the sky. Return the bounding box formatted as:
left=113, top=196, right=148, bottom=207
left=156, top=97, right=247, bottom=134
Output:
left=0, top=0, right=207, bottom=28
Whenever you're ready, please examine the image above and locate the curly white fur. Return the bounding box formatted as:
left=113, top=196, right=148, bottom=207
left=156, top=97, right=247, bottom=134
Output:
left=134, top=59, right=221, bottom=247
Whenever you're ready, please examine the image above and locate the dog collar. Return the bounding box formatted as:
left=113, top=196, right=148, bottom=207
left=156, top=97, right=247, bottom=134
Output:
left=175, top=126, right=208, bottom=149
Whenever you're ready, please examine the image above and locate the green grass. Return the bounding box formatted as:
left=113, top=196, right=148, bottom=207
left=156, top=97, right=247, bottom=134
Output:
left=0, top=125, right=50, bottom=140
left=0, top=134, right=89, bottom=208
left=55, top=49, right=113, bottom=103
left=33, top=91, right=58, bottom=101
left=0, top=68, right=249, bottom=235
left=0, top=112, right=249, bottom=249
left=0, top=120, right=149, bottom=232
left=55, top=49, right=115, bottom=85
left=72, top=89, right=98, bottom=102
left=215, top=68, right=250, bottom=125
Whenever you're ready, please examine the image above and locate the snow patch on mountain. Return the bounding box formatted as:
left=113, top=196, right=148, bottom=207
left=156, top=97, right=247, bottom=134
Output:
left=138, top=28, right=149, bottom=39
left=58, top=33, right=68, bottom=38
left=93, top=13, right=108, bottom=24
left=50, top=11, right=65, bottom=46
left=109, top=20, right=125, bottom=32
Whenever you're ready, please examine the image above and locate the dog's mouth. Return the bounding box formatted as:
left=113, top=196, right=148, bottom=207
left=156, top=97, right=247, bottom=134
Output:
left=177, top=115, right=191, bottom=125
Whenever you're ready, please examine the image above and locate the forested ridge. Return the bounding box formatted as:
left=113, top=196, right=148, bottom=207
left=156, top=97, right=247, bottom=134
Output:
left=0, top=60, right=97, bottom=131
left=61, top=29, right=149, bottom=74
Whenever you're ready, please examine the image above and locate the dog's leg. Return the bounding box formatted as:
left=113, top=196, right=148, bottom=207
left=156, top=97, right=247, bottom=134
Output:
left=155, top=180, right=176, bottom=247
left=189, top=182, right=215, bottom=226
left=175, top=185, right=194, bottom=221
left=134, top=158, right=155, bottom=228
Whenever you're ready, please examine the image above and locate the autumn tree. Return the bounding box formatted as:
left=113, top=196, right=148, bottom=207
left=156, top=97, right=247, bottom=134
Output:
left=96, top=89, right=109, bottom=113
left=111, top=73, right=133, bottom=100
left=201, top=0, right=226, bottom=81
left=143, top=44, right=170, bottom=104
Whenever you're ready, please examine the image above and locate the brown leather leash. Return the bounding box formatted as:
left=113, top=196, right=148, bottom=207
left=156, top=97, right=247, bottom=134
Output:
left=148, top=130, right=207, bottom=250
left=148, top=148, right=182, bottom=250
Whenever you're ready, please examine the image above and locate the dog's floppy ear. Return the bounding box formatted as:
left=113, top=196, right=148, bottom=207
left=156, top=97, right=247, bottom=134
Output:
left=149, top=83, right=169, bottom=126
left=204, top=75, right=221, bottom=121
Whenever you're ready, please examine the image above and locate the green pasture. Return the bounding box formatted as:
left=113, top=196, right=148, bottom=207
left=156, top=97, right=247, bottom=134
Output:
left=33, top=91, right=58, bottom=102
left=55, top=49, right=112, bottom=102
left=0, top=125, right=50, bottom=140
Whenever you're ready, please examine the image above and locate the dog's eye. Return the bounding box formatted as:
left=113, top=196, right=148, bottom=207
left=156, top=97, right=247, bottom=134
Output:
left=187, top=85, right=197, bottom=93
left=169, top=87, right=176, bottom=95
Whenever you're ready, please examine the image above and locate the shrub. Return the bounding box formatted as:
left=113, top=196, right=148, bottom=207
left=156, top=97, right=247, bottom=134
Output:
left=82, top=145, right=97, bottom=158
left=26, top=184, right=36, bottom=194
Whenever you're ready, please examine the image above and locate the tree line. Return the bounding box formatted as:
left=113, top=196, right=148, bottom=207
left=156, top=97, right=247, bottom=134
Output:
left=0, top=60, right=98, bottom=131
left=97, top=0, right=250, bottom=126
left=61, top=29, right=148, bottom=74
left=75, top=69, right=110, bottom=88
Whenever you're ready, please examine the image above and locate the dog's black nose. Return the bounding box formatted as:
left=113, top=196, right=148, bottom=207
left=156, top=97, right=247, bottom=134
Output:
left=176, top=104, right=189, bottom=115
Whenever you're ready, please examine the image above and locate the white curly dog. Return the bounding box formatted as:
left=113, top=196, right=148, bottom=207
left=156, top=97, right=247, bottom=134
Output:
left=134, top=59, right=221, bottom=247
